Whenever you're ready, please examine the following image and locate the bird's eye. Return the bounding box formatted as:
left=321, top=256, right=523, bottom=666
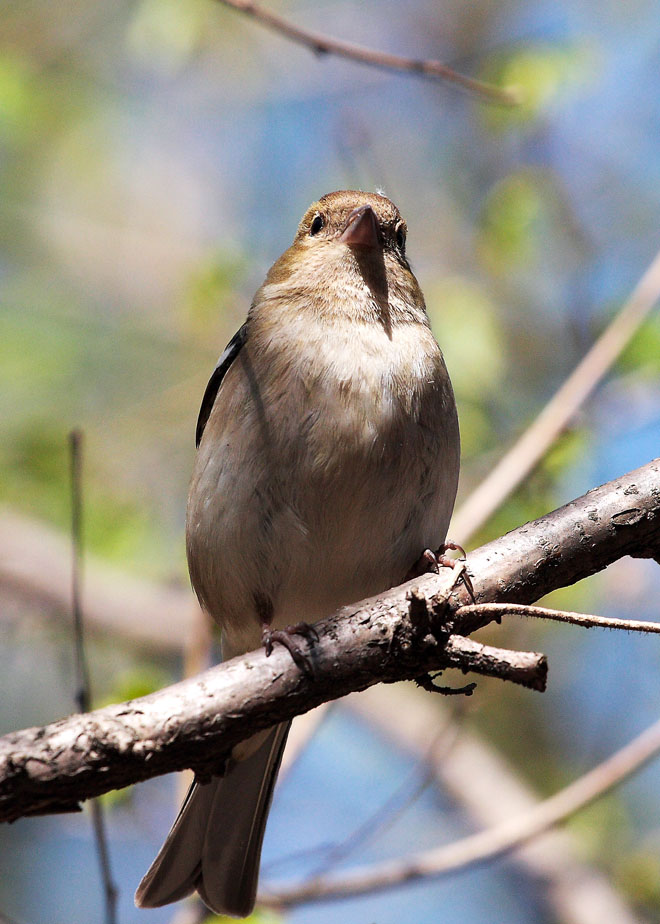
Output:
left=310, top=214, right=325, bottom=236
left=395, top=224, right=406, bottom=251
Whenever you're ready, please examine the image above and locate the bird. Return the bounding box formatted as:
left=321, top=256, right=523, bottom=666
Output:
left=135, top=190, right=460, bottom=918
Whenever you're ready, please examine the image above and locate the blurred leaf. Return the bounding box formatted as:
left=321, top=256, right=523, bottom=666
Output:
left=469, top=428, right=586, bottom=548
left=127, top=0, right=211, bottom=73
left=0, top=52, right=35, bottom=145
left=203, top=908, right=283, bottom=924
left=617, top=849, right=660, bottom=912
left=453, top=401, right=493, bottom=459
left=477, top=171, right=544, bottom=270
left=542, top=427, right=587, bottom=479
left=618, top=314, right=660, bottom=376
left=566, top=793, right=630, bottom=860
left=95, top=666, right=170, bottom=711
left=178, top=251, right=247, bottom=338
left=480, top=43, right=596, bottom=127
left=428, top=275, right=506, bottom=400
left=0, top=419, right=170, bottom=573
left=428, top=275, right=507, bottom=459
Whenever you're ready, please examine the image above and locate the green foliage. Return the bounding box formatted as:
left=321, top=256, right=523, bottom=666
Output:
left=0, top=419, right=164, bottom=568
left=178, top=250, right=247, bottom=338
left=477, top=171, right=546, bottom=271
left=96, top=665, right=170, bottom=710
left=0, top=52, right=36, bottom=145
left=618, top=314, right=660, bottom=376
left=617, top=849, right=660, bottom=914
left=127, top=0, right=212, bottom=72
left=469, top=428, right=587, bottom=548
left=428, top=275, right=505, bottom=399
left=202, top=908, right=283, bottom=924
left=427, top=275, right=506, bottom=457
left=480, top=43, right=595, bottom=127
left=567, top=793, right=631, bottom=856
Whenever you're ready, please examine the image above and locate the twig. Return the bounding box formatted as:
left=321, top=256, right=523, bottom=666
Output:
left=458, top=602, right=660, bottom=634
left=0, top=510, right=194, bottom=652
left=214, top=0, right=519, bottom=106
left=343, top=684, right=644, bottom=924
left=262, top=712, right=660, bottom=907
left=452, top=246, right=660, bottom=543
left=297, top=715, right=461, bottom=881
left=68, top=431, right=118, bottom=924
left=69, top=430, right=90, bottom=715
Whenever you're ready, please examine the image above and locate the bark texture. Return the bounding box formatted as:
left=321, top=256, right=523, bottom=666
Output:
left=0, top=458, right=658, bottom=823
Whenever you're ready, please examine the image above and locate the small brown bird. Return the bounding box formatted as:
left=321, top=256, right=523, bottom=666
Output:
left=135, top=190, right=460, bottom=917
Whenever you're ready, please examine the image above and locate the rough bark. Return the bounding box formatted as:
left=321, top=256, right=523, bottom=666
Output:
left=0, top=458, right=658, bottom=824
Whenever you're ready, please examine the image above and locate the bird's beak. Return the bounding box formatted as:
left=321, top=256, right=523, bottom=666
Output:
left=339, top=205, right=380, bottom=249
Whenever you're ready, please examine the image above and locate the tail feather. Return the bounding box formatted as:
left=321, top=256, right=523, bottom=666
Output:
left=135, top=722, right=290, bottom=917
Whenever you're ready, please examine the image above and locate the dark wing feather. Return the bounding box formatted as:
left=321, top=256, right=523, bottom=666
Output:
left=195, top=323, right=248, bottom=447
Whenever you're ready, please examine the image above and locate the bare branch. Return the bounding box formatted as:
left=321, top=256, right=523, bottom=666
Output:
left=452, top=247, right=660, bottom=543
left=0, top=457, right=658, bottom=823
left=0, top=597, right=544, bottom=823
left=343, top=684, right=644, bottom=924
left=263, top=713, right=660, bottom=907
left=454, top=457, right=660, bottom=635
left=458, top=602, right=660, bottom=634
left=215, top=0, right=519, bottom=106
left=68, top=430, right=118, bottom=924
left=0, top=510, right=193, bottom=652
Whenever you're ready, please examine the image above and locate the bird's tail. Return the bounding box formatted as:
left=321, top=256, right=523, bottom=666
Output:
left=135, top=721, right=290, bottom=918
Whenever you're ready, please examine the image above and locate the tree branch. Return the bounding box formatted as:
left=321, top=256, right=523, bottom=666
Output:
left=263, top=713, right=660, bottom=907
left=215, top=0, right=519, bottom=106
left=453, top=456, right=660, bottom=635
left=452, top=246, right=660, bottom=543
left=458, top=602, right=660, bottom=634
left=0, top=593, right=544, bottom=823
left=0, top=458, right=658, bottom=823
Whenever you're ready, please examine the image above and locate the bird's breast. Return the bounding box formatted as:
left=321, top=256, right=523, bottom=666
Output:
left=188, top=314, right=459, bottom=652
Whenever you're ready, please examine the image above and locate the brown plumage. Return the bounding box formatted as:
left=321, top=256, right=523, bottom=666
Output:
left=136, top=190, right=460, bottom=917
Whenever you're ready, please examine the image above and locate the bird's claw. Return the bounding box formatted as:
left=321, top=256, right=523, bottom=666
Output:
left=406, top=542, right=474, bottom=599
left=261, top=621, right=318, bottom=676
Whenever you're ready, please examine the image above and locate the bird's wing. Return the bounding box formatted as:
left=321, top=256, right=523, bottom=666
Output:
left=195, top=323, right=248, bottom=447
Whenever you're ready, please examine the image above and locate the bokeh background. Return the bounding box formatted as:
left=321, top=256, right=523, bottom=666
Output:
left=1, top=1, right=660, bottom=922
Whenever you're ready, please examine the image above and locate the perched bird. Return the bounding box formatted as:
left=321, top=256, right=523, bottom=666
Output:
left=135, top=190, right=460, bottom=917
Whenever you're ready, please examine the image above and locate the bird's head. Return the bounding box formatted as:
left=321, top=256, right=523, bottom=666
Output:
left=260, top=190, right=423, bottom=326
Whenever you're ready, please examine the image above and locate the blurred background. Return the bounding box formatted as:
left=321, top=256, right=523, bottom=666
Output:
left=1, top=0, right=660, bottom=922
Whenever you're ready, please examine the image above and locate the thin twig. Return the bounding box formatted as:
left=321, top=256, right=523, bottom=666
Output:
left=69, top=430, right=90, bottom=715
left=214, top=0, right=519, bottom=106
left=262, top=713, right=660, bottom=906
left=68, top=431, right=118, bottom=924
left=300, top=714, right=461, bottom=881
left=344, top=685, right=644, bottom=924
left=458, top=602, right=660, bottom=634
left=452, top=246, right=660, bottom=544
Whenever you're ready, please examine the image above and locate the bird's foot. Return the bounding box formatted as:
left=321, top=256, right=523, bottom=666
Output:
left=406, top=541, right=474, bottom=598
left=406, top=540, right=465, bottom=578
left=261, top=621, right=319, bottom=676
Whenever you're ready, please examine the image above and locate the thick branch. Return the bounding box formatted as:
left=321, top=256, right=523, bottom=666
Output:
left=0, top=459, right=658, bottom=822
left=0, top=580, right=543, bottom=823
left=452, top=456, right=660, bottom=634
